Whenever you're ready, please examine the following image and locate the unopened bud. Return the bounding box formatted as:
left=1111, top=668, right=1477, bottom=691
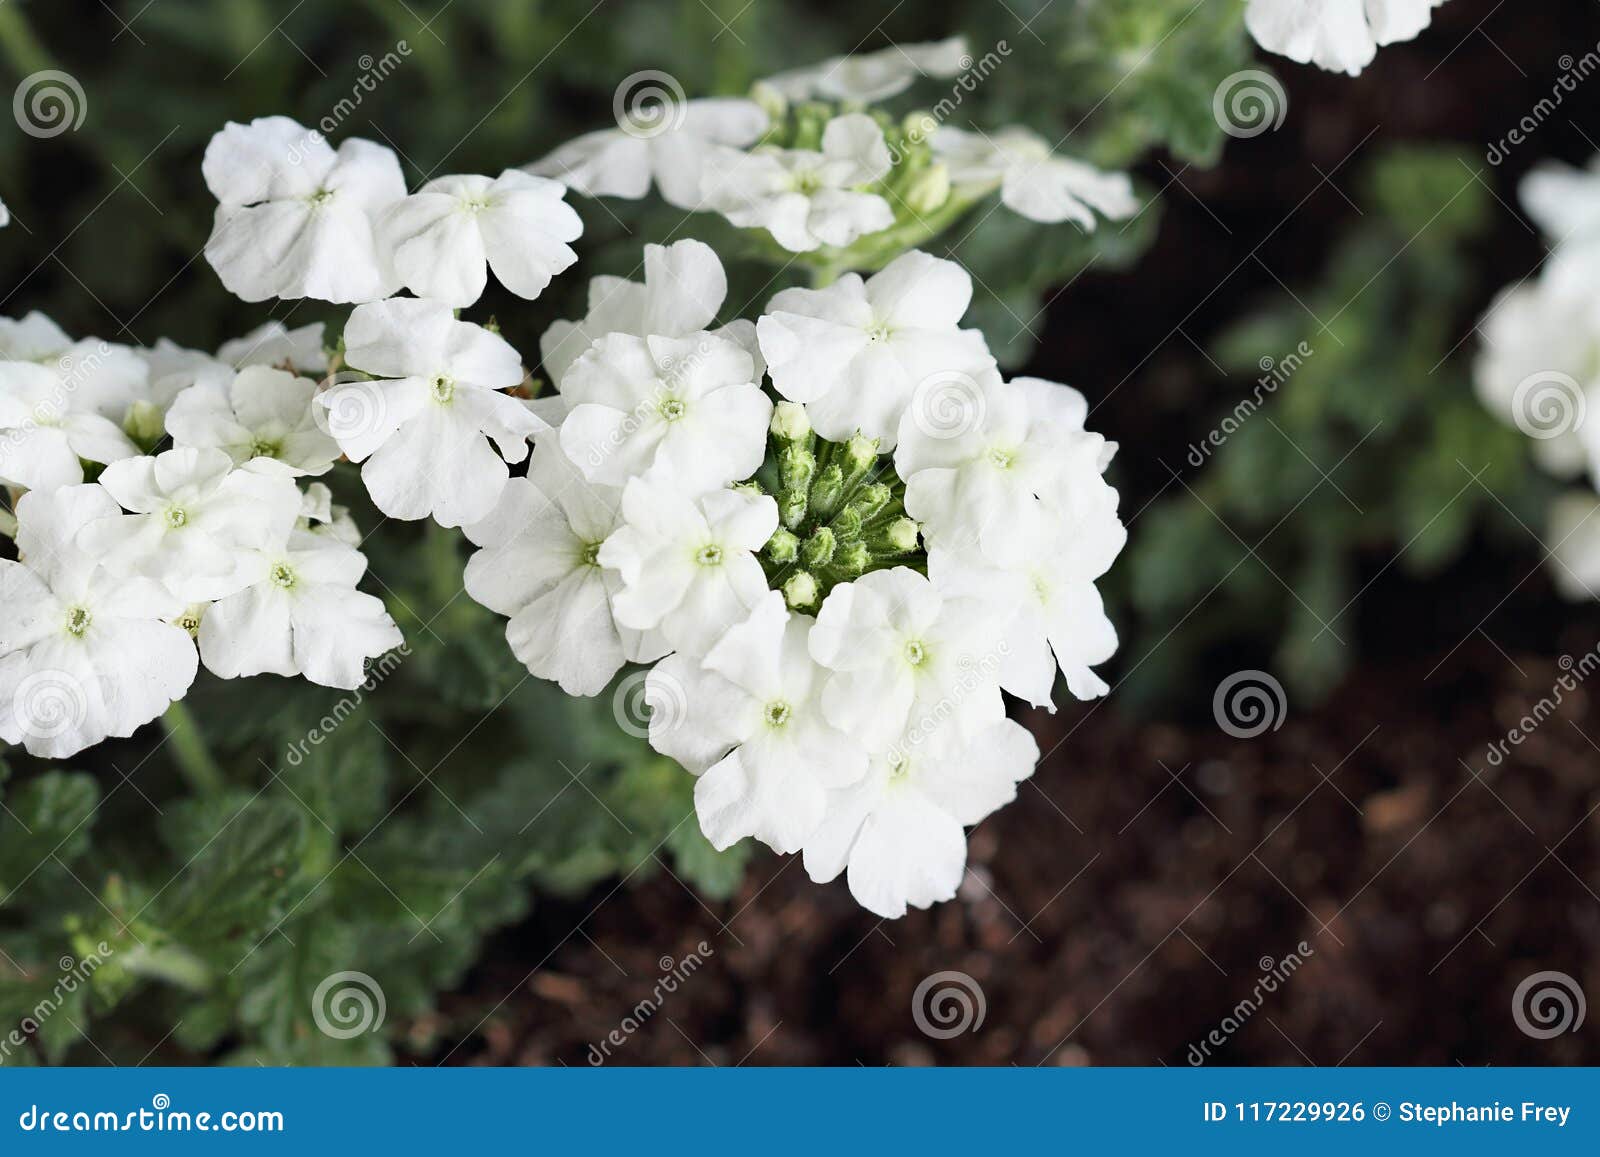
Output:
left=123, top=399, right=165, bottom=448
left=834, top=541, right=870, bottom=577
left=765, top=528, right=799, bottom=564
left=801, top=526, right=836, bottom=567
left=902, top=110, right=939, bottom=144
left=850, top=482, right=891, bottom=521
left=879, top=517, right=921, bottom=554
left=783, top=571, right=819, bottom=610
left=809, top=463, right=844, bottom=515
left=904, top=161, right=951, bottom=215
left=780, top=445, right=815, bottom=492
left=750, top=81, right=788, bottom=123
left=770, top=401, right=811, bottom=442
left=843, top=433, right=878, bottom=472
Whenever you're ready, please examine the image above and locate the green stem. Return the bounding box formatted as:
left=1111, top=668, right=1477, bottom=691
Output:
left=0, top=5, right=53, bottom=77
left=162, top=700, right=225, bottom=796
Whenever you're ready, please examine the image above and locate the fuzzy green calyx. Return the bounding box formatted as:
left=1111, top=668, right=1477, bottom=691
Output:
left=753, top=424, right=925, bottom=609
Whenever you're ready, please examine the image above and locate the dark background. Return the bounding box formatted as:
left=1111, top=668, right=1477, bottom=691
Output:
left=2, top=0, right=1597, bottom=1065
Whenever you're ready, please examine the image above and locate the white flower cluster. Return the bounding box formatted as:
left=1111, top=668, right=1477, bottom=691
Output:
left=460, top=238, right=1126, bottom=918
left=1474, top=156, right=1600, bottom=599
left=0, top=312, right=401, bottom=757
left=529, top=39, right=1137, bottom=258
left=1245, top=0, right=1449, bottom=77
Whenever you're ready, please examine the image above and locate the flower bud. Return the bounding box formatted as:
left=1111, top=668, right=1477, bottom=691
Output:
left=850, top=482, right=891, bottom=521
left=123, top=399, right=165, bottom=448
left=801, top=526, right=836, bottom=567
left=904, top=161, right=951, bottom=215
left=834, top=541, right=869, bottom=577
left=783, top=571, right=819, bottom=610
left=876, top=517, right=921, bottom=554
left=765, top=528, right=799, bottom=564
left=832, top=505, right=863, bottom=540
left=902, top=110, right=939, bottom=144
left=780, top=445, right=815, bottom=493
left=750, top=80, right=788, bottom=123
left=809, top=463, right=844, bottom=515
left=843, top=433, right=878, bottom=472
left=770, top=400, right=812, bottom=442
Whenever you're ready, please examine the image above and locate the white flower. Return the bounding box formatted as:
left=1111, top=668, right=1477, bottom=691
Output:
left=646, top=591, right=867, bottom=853
left=0, top=360, right=139, bottom=492
left=217, top=320, right=328, bottom=374
left=203, top=116, right=405, bottom=303
left=166, top=365, right=341, bottom=476
left=757, top=250, right=994, bottom=446
left=808, top=567, right=1004, bottom=749
left=319, top=298, right=544, bottom=527
left=1520, top=157, right=1600, bottom=298
left=932, top=126, right=1138, bottom=229
left=1473, top=281, right=1600, bottom=481
left=558, top=331, right=769, bottom=492
left=199, top=529, right=402, bottom=689
left=760, top=37, right=971, bottom=103
left=77, top=447, right=302, bottom=602
left=0, top=312, right=73, bottom=361
left=379, top=170, right=582, bottom=306
left=1547, top=490, right=1600, bottom=601
left=464, top=440, right=667, bottom=695
left=540, top=239, right=759, bottom=387
left=529, top=98, right=768, bottom=210
left=896, top=368, right=1110, bottom=566
left=1244, top=0, right=1448, bottom=76
left=599, top=481, right=778, bottom=657
left=702, top=114, right=894, bottom=253
left=803, top=718, right=1037, bottom=918
left=0, top=484, right=197, bottom=758
left=297, top=482, right=361, bottom=546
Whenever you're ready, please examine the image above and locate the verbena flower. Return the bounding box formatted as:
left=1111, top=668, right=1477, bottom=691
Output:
left=320, top=297, right=545, bottom=527
left=166, top=365, right=341, bottom=476
left=557, top=331, right=769, bottom=492
left=756, top=249, right=994, bottom=446
left=0, top=485, right=197, bottom=758
left=760, top=37, right=970, bottom=103
left=1245, top=0, right=1448, bottom=76
left=464, top=440, right=668, bottom=696
left=529, top=98, right=769, bottom=210
left=203, top=116, right=405, bottom=303
left=933, top=126, right=1139, bottom=228
left=803, top=718, right=1038, bottom=918
left=0, top=360, right=139, bottom=492
left=379, top=170, right=582, bottom=306
left=646, top=592, right=868, bottom=853
left=77, top=446, right=302, bottom=602
left=702, top=113, right=895, bottom=253
left=199, top=529, right=402, bottom=689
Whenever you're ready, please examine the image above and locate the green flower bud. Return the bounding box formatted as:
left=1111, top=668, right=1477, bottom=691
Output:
left=780, top=445, right=815, bottom=493
left=784, top=571, right=820, bottom=610
left=781, top=493, right=809, bottom=530
left=850, top=482, right=891, bottom=521
left=809, top=463, right=845, bottom=516
left=770, top=400, right=811, bottom=442
left=843, top=433, right=878, bottom=472
left=801, top=526, right=836, bottom=567
left=123, top=399, right=165, bottom=449
left=875, top=516, right=921, bottom=554
left=765, top=528, right=799, bottom=564
left=902, top=110, right=939, bottom=144
left=833, top=541, right=870, bottom=577
left=832, top=504, right=863, bottom=540
left=750, top=80, right=788, bottom=123
left=904, top=161, right=951, bottom=215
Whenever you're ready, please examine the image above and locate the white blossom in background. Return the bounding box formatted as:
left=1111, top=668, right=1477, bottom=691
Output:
left=760, top=37, right=970, bottom=103
left=297, top=482, right=362, bottom=547
left=757, top=250, right=994, bottom=446
left=0, top=484, right=197, bottom=758
left=0, top=360, right=139, bottom=492
left=933, top=126, right=1138, bottom=229
left=203, top=116, right=405, bottom=303
left=217, top=320, right=329, bottom=373
left=558, top=330, right=769, bottom=492
left=529, top=98, right=768, bottom=210
left=599, top=482, right=778, bottom=657
left=702, top=113, right=894, bottom=252
left=809, top=567, right=1004, bottom=748
left=540, top=239, right=759, bottom=387
left=380, top=171, right=582, bottom=306
left=464, top=440, right=668, bottom=696
left=319, top=297, right=544, bottom=527
left=647, top=592, right=868, bottom=853
left=1547, top=490, right=1600, bottom=601
left=803, top=718, right=1038, bottom=918
left=199, top=529, right=402, bottom=689
left=1244, top=0, right=1449, bottom=76
left=77, top=447, right=302, bottom=602
left=166, top=365, right=341, bottom=476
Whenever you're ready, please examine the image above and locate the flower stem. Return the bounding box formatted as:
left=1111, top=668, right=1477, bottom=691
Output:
left=161, top=700, right=226, bottom=796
